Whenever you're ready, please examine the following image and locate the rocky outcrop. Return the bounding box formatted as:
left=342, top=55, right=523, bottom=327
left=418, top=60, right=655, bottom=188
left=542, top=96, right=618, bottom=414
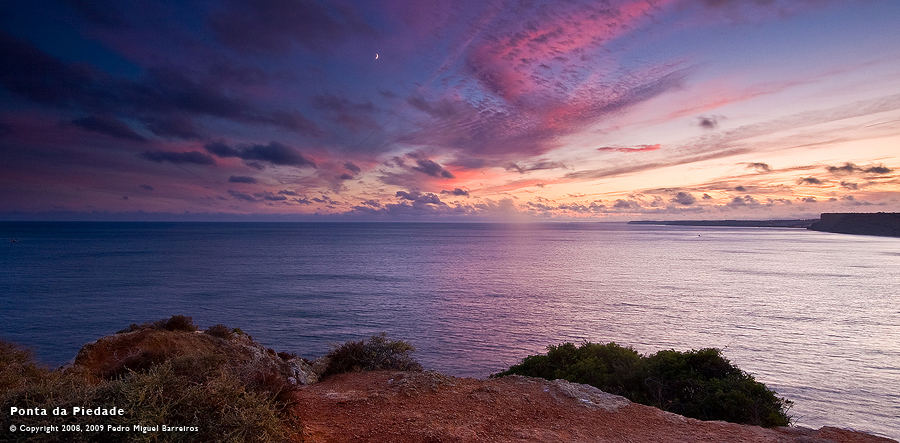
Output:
left=808, top=212, right=900, bottom=237
left=73, top=325, right=318, bottom=385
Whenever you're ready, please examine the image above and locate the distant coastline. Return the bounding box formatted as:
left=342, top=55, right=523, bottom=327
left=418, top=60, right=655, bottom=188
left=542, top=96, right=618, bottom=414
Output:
left=631, top=213, right=900, bottom=238
left=628, top=219, right=817, bottom=228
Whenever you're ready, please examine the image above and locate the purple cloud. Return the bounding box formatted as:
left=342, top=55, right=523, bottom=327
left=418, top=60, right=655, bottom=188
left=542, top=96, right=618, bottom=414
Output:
left=406, top=152, right=454, bottom=178
left=141, top=151, right=216, bottom=165
left=746, top=162, right=772, bottom=172
left=797, top=177, right=822, bottom=185
left=312, top=94, right=379, bottom=133
left=826, top=162, right=893, bottom=175
left=672, top=192, right=697, bottom=206
left=228, top=175, right=257, bottom=184
left=343, top=162, right=362, bottom=174
left=228, top=190, right=257, bottom=201
left=0, top=30, right=322, bottom=139
left=698, top=116, right=719, bottom=129
left=210, top=0, right=375, bottom=54
left=205, top=141, right=316, bottom=168
left=440, top=188, right=469, bottom=197
left=72, top=115, right=146, bottom=142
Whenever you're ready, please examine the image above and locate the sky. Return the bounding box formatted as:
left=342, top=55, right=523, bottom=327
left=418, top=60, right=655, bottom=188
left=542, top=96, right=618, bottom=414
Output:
left=1, top=0, right=899, bottom=221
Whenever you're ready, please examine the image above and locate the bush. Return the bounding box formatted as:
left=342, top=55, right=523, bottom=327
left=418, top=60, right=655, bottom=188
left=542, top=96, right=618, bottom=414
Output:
left=157, top=315, right=198, bottom=332
left=322, top=333, right=422, bottom=377
left=494, top=341, right=792, bottom=427
left=503, top=342, right=643, bottom=398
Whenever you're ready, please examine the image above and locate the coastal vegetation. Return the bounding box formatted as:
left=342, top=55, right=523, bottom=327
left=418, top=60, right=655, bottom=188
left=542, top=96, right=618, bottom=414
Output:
left=1, top=317, right=424, bottom=442
left=321, top=332, right=422, bottom=378
left=493, top=341, right=793, bottom=427
left=1, top=316, right=296, bottom=442
left=3, top=316, right=796, bottom=442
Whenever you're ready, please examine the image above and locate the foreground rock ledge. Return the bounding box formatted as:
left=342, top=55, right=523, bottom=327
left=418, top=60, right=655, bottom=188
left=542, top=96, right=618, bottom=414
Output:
left=293, top=370, right=896, bottom=443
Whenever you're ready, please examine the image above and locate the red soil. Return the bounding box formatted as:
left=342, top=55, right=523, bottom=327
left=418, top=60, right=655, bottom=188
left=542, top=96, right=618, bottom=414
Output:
left=291, top=370, right=896, bottom=443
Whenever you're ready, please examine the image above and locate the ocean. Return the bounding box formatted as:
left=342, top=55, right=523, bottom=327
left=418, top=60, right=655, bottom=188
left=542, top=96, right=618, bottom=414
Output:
left=1, top=222, right=898, bottom=438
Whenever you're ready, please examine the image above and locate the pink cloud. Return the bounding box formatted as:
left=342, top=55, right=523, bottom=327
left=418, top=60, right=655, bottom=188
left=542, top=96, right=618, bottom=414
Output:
left=597, top=144, right=662, bottom=153
left=466, top=0, right=673, bottom=104
left=387, top=1, right=690, bottom=161
left=400, top=59, right=685, bottom=159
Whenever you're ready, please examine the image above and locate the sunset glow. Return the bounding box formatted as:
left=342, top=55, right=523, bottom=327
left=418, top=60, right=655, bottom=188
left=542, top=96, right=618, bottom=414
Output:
left=1, top=0, right=898, bottom=220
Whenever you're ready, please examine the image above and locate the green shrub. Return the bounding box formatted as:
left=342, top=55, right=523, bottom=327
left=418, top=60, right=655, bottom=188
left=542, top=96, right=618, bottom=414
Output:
left=494, top=341, right=792, bottom=427
left=637, top=348, right=791, bottom=426
left=322, top=333, right=422, bottom=377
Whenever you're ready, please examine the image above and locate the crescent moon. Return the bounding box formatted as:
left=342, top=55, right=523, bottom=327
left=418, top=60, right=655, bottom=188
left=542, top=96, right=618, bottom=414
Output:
left=375, top=53, right=379, bottom=60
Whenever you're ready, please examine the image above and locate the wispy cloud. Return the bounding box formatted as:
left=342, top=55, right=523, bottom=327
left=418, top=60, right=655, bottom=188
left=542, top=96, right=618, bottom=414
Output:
left=391, top=0, right=690, bottom=160
left=597, top=144, right=662, bottom=154
left=566, top=93, right=900, bottom=182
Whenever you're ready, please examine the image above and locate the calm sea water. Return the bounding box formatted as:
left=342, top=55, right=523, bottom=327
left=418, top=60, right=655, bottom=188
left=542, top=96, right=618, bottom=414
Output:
left=1, top=222, right=898, bottom=438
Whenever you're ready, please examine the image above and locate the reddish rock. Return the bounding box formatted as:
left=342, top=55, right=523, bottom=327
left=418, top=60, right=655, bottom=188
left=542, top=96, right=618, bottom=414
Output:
left=292, top=370, right=896, bottom=443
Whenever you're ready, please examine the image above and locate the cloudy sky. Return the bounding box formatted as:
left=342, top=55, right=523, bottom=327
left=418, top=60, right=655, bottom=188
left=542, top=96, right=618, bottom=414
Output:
left=2, top=0, right=898, bottom=221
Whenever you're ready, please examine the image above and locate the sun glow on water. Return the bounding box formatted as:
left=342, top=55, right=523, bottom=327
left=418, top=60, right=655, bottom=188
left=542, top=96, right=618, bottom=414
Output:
left=1, top=222, right=898, bottom=438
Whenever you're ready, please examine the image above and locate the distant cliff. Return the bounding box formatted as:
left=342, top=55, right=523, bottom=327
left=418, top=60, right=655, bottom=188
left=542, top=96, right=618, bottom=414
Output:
left=808, top=213, right=900, bottom=237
